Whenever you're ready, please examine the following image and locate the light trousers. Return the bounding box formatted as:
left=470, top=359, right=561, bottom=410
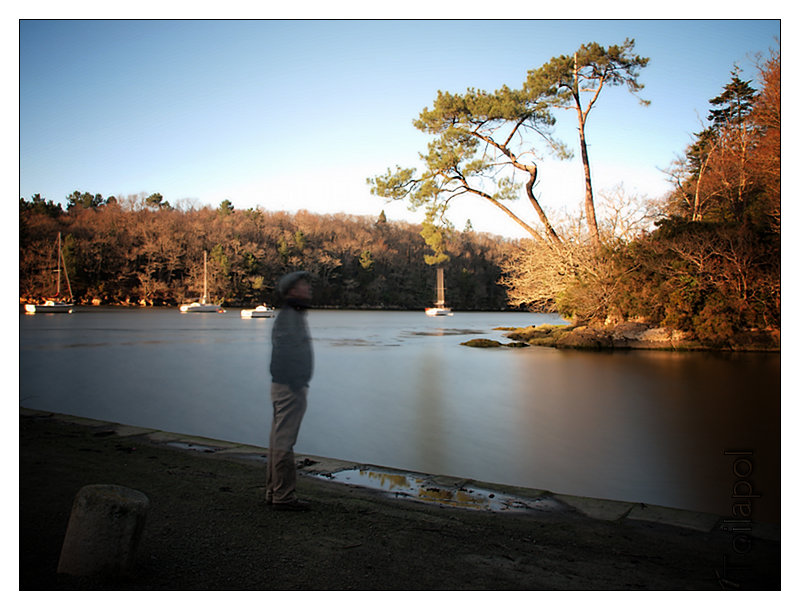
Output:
left=266, top=383, right=308, bottom=504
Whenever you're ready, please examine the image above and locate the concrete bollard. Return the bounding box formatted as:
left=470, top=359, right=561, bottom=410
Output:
left=57, top=484, right=149, bottom=577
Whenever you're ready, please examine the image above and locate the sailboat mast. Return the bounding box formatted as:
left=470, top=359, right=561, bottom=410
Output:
left=55, top=232, right=74, bottom=301
left=62, top=242, right=73, bottom=301
left=436, top=267, right=445, bottom=307
left=202, top=250, right=208, bottom=304
left=55, top=232, right=61, bottom=296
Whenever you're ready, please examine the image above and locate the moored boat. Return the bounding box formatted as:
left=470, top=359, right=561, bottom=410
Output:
left=241, top=305, right=275, bottom=318
left=24, top=300, right=73, bottom=314
left=424, top=267, right=452, bottom=317
left=424, top=306, right=452, bottom=317
left=179, top=251, right=224, bottom=313
left=179, top=302, right=225, bottom=313
left=24, top=232, right=74, bottom=314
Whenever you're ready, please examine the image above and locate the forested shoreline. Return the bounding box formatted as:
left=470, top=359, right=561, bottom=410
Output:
left=19, top=198, right=515, bottom=311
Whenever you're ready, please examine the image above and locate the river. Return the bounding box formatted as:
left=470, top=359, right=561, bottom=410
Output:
left=19, top=308, right=780, bottom=523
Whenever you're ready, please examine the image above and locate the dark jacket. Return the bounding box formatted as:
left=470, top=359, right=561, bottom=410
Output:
left=270, top=301, right=313, bottom=390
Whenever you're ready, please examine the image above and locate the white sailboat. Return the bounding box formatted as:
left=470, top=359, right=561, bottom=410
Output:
left=425, top=267, right=452, bottom=317
left=179, top=251, right=225, bottom=313
left=24, top=232, right=74, bottom=314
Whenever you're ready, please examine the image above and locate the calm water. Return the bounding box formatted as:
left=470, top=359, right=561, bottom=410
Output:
left=19, top=308, right=780, bottom=523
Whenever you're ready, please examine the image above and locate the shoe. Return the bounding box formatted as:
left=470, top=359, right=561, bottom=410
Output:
left=271, top=499, right=311, bottom=512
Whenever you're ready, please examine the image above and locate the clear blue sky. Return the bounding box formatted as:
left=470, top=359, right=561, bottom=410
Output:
left=19, top=19, right=780, bottom=238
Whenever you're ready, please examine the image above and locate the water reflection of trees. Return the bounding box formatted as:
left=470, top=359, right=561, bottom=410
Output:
left=510, top=349, right=779, bottom=520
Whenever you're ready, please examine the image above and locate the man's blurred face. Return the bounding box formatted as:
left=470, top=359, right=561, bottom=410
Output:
left=288, top=279, right=312, bottom=302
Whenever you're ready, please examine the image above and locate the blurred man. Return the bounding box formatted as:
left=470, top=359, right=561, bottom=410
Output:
left=267, top=271, right=313, bottom=511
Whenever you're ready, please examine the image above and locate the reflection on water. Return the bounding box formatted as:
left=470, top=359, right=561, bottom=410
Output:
left=402, top=329, right=484, bottom=337
left=319, top=468, right=562, bottom=512
left=506, top=348, right=780, bottom=523
left=19, top=308, right=780, bottom=522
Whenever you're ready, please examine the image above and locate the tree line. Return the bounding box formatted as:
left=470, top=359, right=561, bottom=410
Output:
left=551, top=49, right=781, bottom=345
left=19, top=196, right=515, bottom=311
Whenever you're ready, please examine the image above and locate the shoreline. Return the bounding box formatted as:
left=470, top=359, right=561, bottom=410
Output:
left=20, top=408, right=779, bottom=538
left=498, top=323, right=781, bottom=353
left=20, top=407, right=780, bottom=590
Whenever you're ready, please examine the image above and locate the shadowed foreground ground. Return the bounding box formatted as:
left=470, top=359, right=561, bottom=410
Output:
left=19, top=412, right=780, bottom=590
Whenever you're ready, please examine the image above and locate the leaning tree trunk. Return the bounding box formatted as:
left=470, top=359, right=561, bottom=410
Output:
left=525, top=166, right=561, bottom=244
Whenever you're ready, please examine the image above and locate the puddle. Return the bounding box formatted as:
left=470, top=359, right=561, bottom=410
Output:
left=313, top=468, right=561, bottom=513
left=165, top=441, right=219, bottom=453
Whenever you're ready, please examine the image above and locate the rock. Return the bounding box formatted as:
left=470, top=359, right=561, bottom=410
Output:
left=461, top=338, right=503, bottom=348
left=625, top=326, right=693, bottom=349
left=610, top=321, right=650, bottom=341
left=639, top=327, right=674, bottom=342
left=505, top=324, right=570, bottom=346
left=504, top=325, right=540, bottom=341
left=555, top=326, right=613, bottom=349
left=57, top=484, right=149, bottom=577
